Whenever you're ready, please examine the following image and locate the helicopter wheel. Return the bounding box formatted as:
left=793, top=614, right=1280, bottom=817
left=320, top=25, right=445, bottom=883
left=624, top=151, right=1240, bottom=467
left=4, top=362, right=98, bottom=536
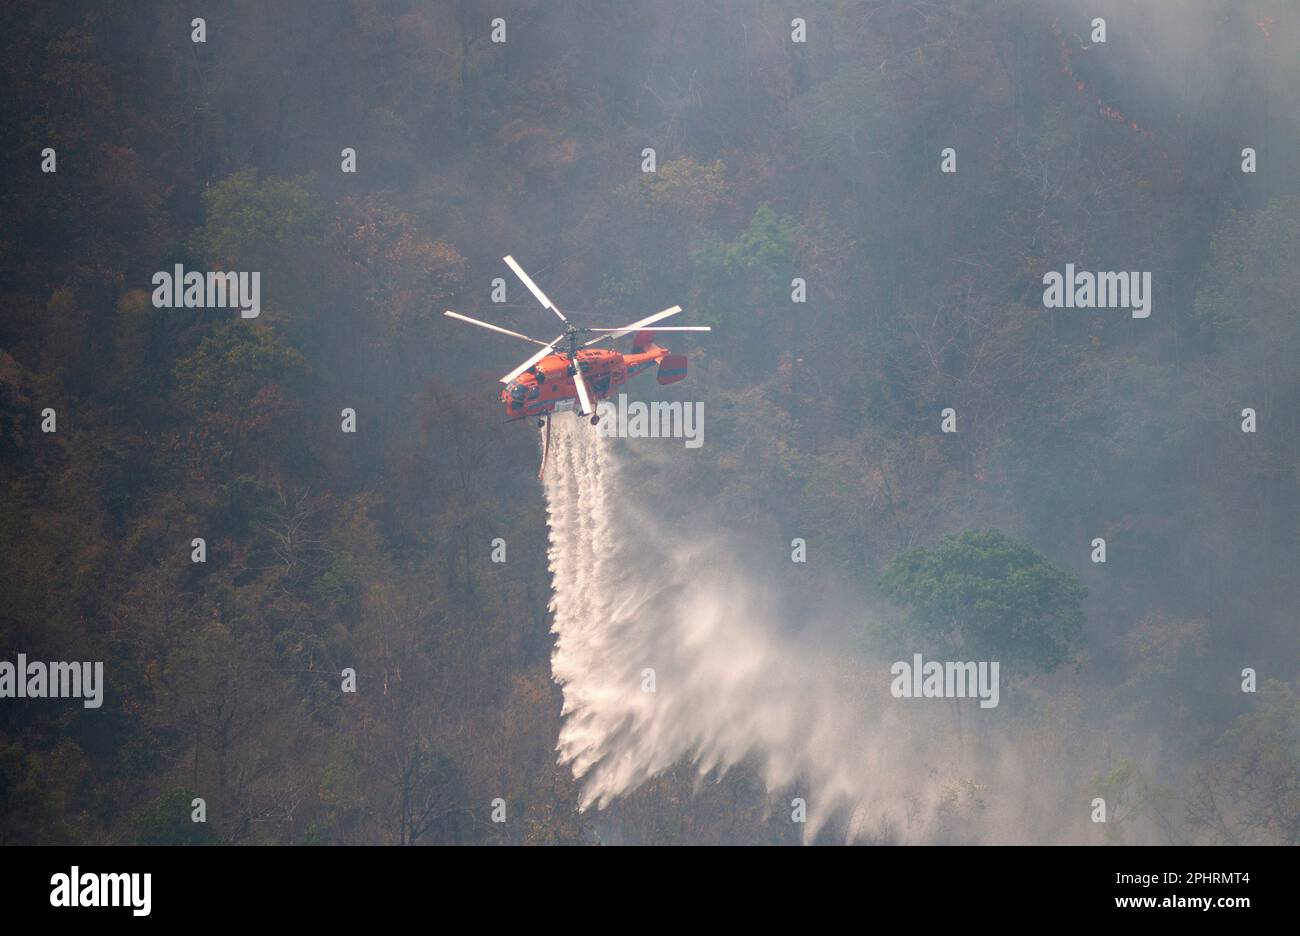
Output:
left=590, top=414, right=600, bottom=426
left=536, top=418, right=545, bottom=428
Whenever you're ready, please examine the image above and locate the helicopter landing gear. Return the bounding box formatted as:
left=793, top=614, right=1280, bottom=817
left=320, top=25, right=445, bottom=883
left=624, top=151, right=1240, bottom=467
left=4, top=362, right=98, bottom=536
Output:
left=536, top=418, right=545, bottom=428
left=590, top=413, right=600, bottom=426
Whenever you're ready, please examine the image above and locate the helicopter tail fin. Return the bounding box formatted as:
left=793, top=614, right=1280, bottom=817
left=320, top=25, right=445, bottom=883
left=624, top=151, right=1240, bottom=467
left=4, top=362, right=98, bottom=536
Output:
left=656, top=353, right=687, bottom=384
left=631, top=330, right=687, bottom=383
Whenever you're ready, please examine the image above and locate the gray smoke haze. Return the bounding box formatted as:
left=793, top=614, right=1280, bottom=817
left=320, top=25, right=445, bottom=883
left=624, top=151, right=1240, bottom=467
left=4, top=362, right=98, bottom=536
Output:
left=3, top=0, right=1295, bottom=851
left=522, top=0, right=1300, bottom=847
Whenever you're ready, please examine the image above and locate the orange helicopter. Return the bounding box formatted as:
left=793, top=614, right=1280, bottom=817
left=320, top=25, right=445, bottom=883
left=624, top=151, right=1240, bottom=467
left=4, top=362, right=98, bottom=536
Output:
left=444, top=256, right=711, bottom=475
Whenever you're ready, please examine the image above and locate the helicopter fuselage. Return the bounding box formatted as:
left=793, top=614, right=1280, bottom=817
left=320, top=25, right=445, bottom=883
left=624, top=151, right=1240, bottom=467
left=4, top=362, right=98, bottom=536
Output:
left=501, top=346, right=665, bottom=420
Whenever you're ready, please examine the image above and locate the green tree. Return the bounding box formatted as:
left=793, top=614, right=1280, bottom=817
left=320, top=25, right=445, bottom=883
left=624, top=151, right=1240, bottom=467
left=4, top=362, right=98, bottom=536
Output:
left=1192, top=196, right=1300, bottom=352
left=1186, top=680, right=1300, bottom=845
left=188, top=169, right=323, bottom=272
left=691, top=203, right=797, bottom=366
left=634, top=157, right=728, bottom=226
left=880, top=529, right=1085, bottom=672
left=134, top=788, right=217, bottom=845
left=795, top=64, right=899, bottom=177
left=171, top=321, right=309, bottom=470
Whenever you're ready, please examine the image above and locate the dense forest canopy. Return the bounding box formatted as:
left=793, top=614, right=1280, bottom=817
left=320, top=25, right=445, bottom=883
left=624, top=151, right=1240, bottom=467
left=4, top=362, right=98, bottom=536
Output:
left=0, top=0, right=1296, bottom=844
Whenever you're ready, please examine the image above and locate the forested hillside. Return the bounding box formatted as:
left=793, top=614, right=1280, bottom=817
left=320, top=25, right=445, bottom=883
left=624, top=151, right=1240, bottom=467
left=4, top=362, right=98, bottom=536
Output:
left=0, top=0, right=1295, bottom=844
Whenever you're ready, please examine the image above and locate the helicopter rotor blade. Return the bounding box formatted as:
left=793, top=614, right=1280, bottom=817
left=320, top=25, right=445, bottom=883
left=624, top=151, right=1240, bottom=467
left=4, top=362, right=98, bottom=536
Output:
left=572, top=359, right=593, bottom=416
left=444, top=310, right=551, bottom=346
left=499, top=335, right=565, bottom=384
left=581, top=306, right=683, bottom=346
left=584, top=326, right=711, bottom=332
left=504, top=255, right=568, bottom=323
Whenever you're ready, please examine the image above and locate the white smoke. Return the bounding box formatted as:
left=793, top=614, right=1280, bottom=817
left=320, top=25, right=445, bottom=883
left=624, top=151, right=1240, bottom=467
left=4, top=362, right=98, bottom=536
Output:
left=542, top=418, right=1076, bottom=843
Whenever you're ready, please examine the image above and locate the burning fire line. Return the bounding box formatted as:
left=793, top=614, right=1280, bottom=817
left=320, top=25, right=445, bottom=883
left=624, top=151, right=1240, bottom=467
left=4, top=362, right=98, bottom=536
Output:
left=1049, top=19, right=1180, bottom=181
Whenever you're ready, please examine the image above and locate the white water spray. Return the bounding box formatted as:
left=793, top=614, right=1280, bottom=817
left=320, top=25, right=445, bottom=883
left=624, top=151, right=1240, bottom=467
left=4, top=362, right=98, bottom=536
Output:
left=542, top=419, right=1061, bottom=842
